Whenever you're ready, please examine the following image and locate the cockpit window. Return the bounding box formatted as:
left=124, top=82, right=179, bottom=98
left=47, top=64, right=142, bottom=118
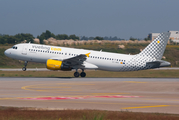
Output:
left=12, top=46, right=17, bottom=49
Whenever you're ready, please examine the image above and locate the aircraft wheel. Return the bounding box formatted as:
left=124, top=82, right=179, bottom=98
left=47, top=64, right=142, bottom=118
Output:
left=22, top=67, right=26, bottom=71
left=80, top=72, right=86, bottom=77
left=74, top=72, right=80, bottom=77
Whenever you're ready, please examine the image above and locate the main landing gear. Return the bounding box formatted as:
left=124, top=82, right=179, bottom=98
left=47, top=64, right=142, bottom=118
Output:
left=74, top=69, right=86, bottom=77
left=22, top=61, right=28, bottom=71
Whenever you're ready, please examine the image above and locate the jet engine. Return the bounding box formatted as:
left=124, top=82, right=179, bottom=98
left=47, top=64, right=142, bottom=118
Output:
left=46, top=59, right=71, bottom=71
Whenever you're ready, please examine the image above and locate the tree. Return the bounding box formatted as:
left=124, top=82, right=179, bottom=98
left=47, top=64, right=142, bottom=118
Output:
left=81, top=36, right=88, bottom=40
left=55, top=34, right=69, bottom=40
left=7, top=36, right=17, bottom=44
left=14, top=33, right=34, bottom=43
left=103, top=36, right=109, bottom=40
left=129, top=37, right=138, bottom=41
left=0, top=36, right=6, bottom=44
left=69, top=34, right=79, bottom=40
left=88, top=37, right=94, bottom=40
left=94, top=36, right=103, bottom=40
left=144, top=35, right=150, bottom=41
left=38, top=30, right=55, bottom=44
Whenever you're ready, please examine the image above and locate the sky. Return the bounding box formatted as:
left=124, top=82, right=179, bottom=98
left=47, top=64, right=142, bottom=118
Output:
left=0, top=0, right=179, bottom=39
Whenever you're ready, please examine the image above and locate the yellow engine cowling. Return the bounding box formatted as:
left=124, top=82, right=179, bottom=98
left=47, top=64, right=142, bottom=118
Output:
left=46, top=59, right=71, bottom=71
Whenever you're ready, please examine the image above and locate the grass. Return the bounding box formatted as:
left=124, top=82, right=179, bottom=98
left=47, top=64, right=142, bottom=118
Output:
left=0, top=70, right=179, bottom=78
left=0, top=107, right=179, bottom=120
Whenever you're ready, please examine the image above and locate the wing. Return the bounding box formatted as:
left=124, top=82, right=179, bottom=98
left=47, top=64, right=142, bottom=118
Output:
left=63, top=54, right=87, bottom=66
left=50, top=52, right=98, bottom=69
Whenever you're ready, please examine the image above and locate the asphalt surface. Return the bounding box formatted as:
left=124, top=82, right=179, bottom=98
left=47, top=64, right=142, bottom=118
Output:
left=0, top=77, right=179, bottom=114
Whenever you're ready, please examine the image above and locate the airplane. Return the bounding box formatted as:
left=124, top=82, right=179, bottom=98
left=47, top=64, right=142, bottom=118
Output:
left=4, top=32, right=171, bottom=77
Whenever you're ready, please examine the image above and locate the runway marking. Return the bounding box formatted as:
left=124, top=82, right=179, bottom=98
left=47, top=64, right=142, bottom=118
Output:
left=57, top=83, right=95, bottom=85
left=0, top=97, right=15, bottom=100
left=40, top=100, right=163, bottom=106
left=28, top=86, right=71, bottom=88
left=123, top=81, right=147, bottom=83
left=5, top=98, right=179, bottom=108
left=34, top=89, right=80, bottom=92
left=90, top=93, right=130, bottom=95
left=122, top=105, right=169, bottom=109
left=21, top=83, right=94, bottom=92
left=19, top=95, right=140, bottom=100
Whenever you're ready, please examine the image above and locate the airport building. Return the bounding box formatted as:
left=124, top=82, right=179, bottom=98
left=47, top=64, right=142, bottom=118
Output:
left=149, top=31, right=179, bottom=43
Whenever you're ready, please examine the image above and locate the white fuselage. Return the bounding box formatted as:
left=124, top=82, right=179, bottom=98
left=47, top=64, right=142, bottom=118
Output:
left=4, top=43, right=135, bottom=71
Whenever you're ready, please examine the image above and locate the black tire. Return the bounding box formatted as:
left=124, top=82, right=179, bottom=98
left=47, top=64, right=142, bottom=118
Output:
left=22, top=67, right=26, bottom=71
left=80, top=72, right=86, bottom=77
left=74, top=72, right=80, bottom=77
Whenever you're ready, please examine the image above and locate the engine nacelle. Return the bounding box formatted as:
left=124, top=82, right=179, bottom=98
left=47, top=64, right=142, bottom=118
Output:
left=46, top=59, right=71, bottom=71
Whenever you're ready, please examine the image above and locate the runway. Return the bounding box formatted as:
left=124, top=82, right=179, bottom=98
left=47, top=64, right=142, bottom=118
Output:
left=0, top=77, right=179, bottom=114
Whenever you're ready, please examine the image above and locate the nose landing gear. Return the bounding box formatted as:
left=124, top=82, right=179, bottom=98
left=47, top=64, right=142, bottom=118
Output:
left=22, top=61, right=28, bottom=71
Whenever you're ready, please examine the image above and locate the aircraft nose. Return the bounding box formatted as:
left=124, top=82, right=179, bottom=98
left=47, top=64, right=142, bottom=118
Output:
left=4, top=49, right=10, bottom=56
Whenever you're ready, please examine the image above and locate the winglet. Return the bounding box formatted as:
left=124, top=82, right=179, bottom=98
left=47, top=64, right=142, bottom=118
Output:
left=85, top=52, right=91, bottom=57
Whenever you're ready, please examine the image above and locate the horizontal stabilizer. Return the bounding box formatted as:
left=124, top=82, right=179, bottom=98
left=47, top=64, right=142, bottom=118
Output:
left=146, top=60, right=171, bottom=68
